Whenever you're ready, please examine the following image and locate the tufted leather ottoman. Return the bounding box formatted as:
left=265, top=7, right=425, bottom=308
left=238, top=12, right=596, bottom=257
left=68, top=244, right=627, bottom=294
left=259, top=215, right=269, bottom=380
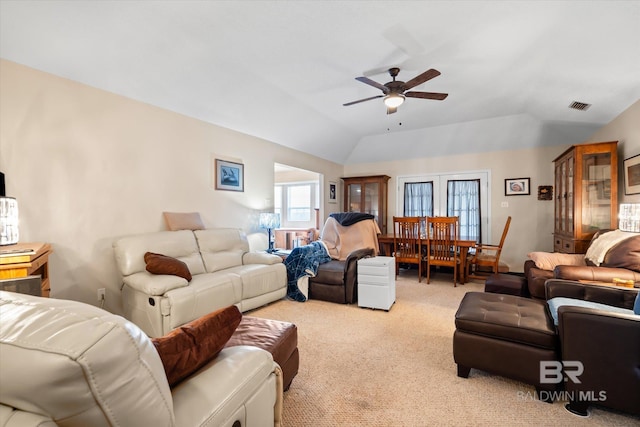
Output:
left=225, top=316, right=299, bottom=391
left=453, top=292, right=559, bottom=396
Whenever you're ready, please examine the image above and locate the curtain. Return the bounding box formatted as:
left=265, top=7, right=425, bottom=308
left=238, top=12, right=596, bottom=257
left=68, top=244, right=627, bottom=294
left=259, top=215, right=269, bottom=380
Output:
left=447, top=180, right=481, bottom=242
left=404, top=182, right=433, bottom=217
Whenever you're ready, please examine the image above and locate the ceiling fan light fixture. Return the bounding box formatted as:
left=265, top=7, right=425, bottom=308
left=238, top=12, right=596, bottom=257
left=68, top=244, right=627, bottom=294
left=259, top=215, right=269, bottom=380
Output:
left=383, top=93, right=405, bottom=108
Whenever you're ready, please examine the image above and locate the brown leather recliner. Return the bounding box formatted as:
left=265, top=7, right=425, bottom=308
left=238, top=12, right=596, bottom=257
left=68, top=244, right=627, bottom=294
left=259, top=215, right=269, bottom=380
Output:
left=525, top=231, right=640, bottom=298
left=546, top=279, right=640, bottom=416
left=308, top=213, right=381, bottom=304
left=309, top=247, right=374, bottom=304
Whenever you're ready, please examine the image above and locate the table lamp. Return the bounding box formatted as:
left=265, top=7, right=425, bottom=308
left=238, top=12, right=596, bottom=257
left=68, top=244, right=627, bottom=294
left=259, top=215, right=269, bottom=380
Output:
left=0, top=197, right=19, bottom=245
left=260, top=212, right=280, bottom=253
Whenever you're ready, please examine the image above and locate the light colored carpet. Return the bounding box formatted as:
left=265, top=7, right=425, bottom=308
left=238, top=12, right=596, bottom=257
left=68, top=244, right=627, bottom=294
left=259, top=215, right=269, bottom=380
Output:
left=249, top=270, right=640, bottom=426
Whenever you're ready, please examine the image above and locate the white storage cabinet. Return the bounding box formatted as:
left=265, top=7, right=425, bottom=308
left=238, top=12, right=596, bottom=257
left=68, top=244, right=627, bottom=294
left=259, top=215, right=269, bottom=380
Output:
left=357, top=256, right=395, bottom=311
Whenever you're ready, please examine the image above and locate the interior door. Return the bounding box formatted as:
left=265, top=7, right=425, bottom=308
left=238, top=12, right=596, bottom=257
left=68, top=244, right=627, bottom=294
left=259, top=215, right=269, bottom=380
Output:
left=397, top=171, right=490, bottom=242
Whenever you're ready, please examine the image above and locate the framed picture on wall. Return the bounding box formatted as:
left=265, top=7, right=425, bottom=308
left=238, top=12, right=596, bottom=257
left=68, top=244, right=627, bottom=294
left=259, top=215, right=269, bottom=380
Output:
left=328, top=181, right=337, bottom=204
left=505, top=178, right=530, bottom=196
left=215, top=159, right=244, bottom=192
left=624, top=154, right=640, bottom=195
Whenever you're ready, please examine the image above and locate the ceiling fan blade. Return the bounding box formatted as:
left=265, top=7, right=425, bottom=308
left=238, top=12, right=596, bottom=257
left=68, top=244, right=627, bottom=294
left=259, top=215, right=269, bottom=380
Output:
left=386, top=106, right=397, bottom=115
left=343, top=95, right=384, bottom=106
left=355, top=76, right=389, bottom=93
left=402, top=69, right=441, bottom=91
left=405, top=91, right=448, bottom=100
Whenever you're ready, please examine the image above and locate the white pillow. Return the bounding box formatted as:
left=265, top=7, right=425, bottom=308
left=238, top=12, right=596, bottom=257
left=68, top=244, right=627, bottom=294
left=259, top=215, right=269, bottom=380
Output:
left=527, top=252, right=586, bottom=270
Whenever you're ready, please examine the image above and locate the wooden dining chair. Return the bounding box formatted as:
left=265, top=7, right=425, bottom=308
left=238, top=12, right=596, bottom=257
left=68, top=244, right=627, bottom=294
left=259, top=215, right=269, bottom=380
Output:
left=467, top=216, right=512, bottom=281
left=425, top=216, right=460, bottom=286
left=392, top=216, right=423, bottom=282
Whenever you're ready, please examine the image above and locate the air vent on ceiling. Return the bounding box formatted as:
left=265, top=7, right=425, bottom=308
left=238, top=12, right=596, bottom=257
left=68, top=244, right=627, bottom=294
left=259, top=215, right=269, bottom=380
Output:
left=569, top=101, right=591, bottom=111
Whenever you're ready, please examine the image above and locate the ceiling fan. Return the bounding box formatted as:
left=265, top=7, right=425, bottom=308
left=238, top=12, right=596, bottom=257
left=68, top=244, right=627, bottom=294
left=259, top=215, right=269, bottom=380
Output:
left=343, top=67, right=448, bottom=114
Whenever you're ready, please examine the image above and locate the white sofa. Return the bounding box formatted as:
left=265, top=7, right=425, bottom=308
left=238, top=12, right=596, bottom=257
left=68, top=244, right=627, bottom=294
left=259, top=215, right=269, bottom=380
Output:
left=113, top=228, right=287, bottom=337
left=0, top=291, right=283, bottom=427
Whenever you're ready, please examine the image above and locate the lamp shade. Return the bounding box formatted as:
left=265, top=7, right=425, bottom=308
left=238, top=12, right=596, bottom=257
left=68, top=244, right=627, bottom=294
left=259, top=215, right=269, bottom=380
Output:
left=0, top=197, right=19, bottom=245
left=259, top=213, right=280, bottom=230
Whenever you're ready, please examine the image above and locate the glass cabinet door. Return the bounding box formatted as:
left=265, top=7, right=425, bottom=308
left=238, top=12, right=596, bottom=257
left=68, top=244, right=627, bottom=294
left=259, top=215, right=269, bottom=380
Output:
left=364, top=182, right=380, bottom=220
left=581, top=152, right=612, bottom=234
left=341, top=175, right=390, bottom=234
left=567, top=153, right=574, bottom=235
left=347, top=183, right=361, bottom=212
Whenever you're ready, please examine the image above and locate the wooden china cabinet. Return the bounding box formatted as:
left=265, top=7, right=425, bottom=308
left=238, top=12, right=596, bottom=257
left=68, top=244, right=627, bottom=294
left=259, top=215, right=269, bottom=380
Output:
left=553, top=141, right=618, bottom=254
left=341, top=175, right=390, bottom=234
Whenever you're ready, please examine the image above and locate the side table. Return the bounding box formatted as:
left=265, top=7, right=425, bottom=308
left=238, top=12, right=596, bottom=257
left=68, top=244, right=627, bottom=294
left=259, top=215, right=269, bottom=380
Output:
left=0, top=242, right=53, bottom=297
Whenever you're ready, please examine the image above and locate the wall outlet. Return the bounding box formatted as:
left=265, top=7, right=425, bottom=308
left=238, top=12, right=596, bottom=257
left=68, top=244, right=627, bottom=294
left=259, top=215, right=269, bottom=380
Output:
left=97, top=288, right=106, bottom=302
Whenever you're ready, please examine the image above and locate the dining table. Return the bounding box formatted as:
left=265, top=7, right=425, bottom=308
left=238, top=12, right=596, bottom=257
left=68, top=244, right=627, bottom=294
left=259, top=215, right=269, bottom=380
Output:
left=376, top=234, right=476, bottom=284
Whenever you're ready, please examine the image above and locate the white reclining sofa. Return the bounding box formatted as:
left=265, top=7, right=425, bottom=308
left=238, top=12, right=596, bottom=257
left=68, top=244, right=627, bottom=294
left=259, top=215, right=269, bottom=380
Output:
left=0, top=291, right=283, bottom=427
left=113, top=228, right=287, bottom=337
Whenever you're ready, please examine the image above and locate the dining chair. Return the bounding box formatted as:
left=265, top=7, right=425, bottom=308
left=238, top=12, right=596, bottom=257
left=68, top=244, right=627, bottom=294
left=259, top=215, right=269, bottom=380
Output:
left=392, top=216, right=423, bottom=282
left=425, top=216, right=460, bottom=286
left=467, top=216, right=512, bottom=281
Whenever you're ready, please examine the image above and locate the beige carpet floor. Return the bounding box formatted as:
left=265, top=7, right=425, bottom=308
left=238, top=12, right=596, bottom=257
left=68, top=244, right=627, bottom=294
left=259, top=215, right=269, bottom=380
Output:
left=249, top=270, right=640, bottom=426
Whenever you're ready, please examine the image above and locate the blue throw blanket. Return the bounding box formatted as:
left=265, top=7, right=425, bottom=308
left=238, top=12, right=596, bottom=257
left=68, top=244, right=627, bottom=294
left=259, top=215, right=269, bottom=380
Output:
left=284, top=241, right=331, bottom=302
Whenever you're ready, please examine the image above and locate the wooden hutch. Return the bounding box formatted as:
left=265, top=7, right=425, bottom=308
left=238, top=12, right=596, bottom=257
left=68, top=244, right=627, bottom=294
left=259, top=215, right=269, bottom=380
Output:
left=553, top=141, right=618, bottom=253
left=341, top=175, right=390, bottom=234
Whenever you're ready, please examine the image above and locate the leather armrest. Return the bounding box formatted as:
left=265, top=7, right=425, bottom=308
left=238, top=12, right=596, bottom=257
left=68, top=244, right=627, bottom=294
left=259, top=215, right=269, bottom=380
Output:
left=554, top=265, right=640, bottom=283
left=545, top=279, right=638, bottom=310
left=123, top=271, right=189, bottom=296
left=524, top=260, right=553, bottom=299
left=242, top=252, right=283, bottom=265
left=342, top=248, right=375, bottom=304
left=344, top=248, right=375, bottom=269
left=557, top=305, right=640, bottom=415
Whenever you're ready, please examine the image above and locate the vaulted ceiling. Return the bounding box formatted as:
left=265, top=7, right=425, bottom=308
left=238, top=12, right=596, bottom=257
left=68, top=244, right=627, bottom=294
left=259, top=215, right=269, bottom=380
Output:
left=1, top=1, right=639, bottom=164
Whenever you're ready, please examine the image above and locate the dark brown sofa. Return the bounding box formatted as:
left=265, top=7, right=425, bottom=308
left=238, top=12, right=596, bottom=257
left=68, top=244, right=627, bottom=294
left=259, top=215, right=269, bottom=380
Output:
left=309, top=247, right=374, bottom=304
left=525, top=231, right=640, bottom=299
left=546, top=280, right=640, bottom=416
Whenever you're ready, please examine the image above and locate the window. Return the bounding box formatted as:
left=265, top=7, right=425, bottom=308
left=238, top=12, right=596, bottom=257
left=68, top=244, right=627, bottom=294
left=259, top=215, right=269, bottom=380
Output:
left=288, top=184, right=311, bottom=221
left=274, top=182, right=318, bottom=227
left=447, top=180, right=481, bottom=241
left=404, top=181, right=433, bottom=216
left=398, top=172, right=489, bottom=243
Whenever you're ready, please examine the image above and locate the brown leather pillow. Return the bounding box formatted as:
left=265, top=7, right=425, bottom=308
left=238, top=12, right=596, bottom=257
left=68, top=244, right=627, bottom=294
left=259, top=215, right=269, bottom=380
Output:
left=144, top=252, right=192, bottom=281
left=602, top=235, right=640, bottom=272
left=151, top=305, right=242, bottom=387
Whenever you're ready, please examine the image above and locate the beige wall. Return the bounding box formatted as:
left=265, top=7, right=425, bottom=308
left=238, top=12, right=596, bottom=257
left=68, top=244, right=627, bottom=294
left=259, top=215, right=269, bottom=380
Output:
left=344, top=146, right=561, bottom=272
left=0, top=60, right=342, bottom=314
left=586, top=99, right=640, bottom=204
